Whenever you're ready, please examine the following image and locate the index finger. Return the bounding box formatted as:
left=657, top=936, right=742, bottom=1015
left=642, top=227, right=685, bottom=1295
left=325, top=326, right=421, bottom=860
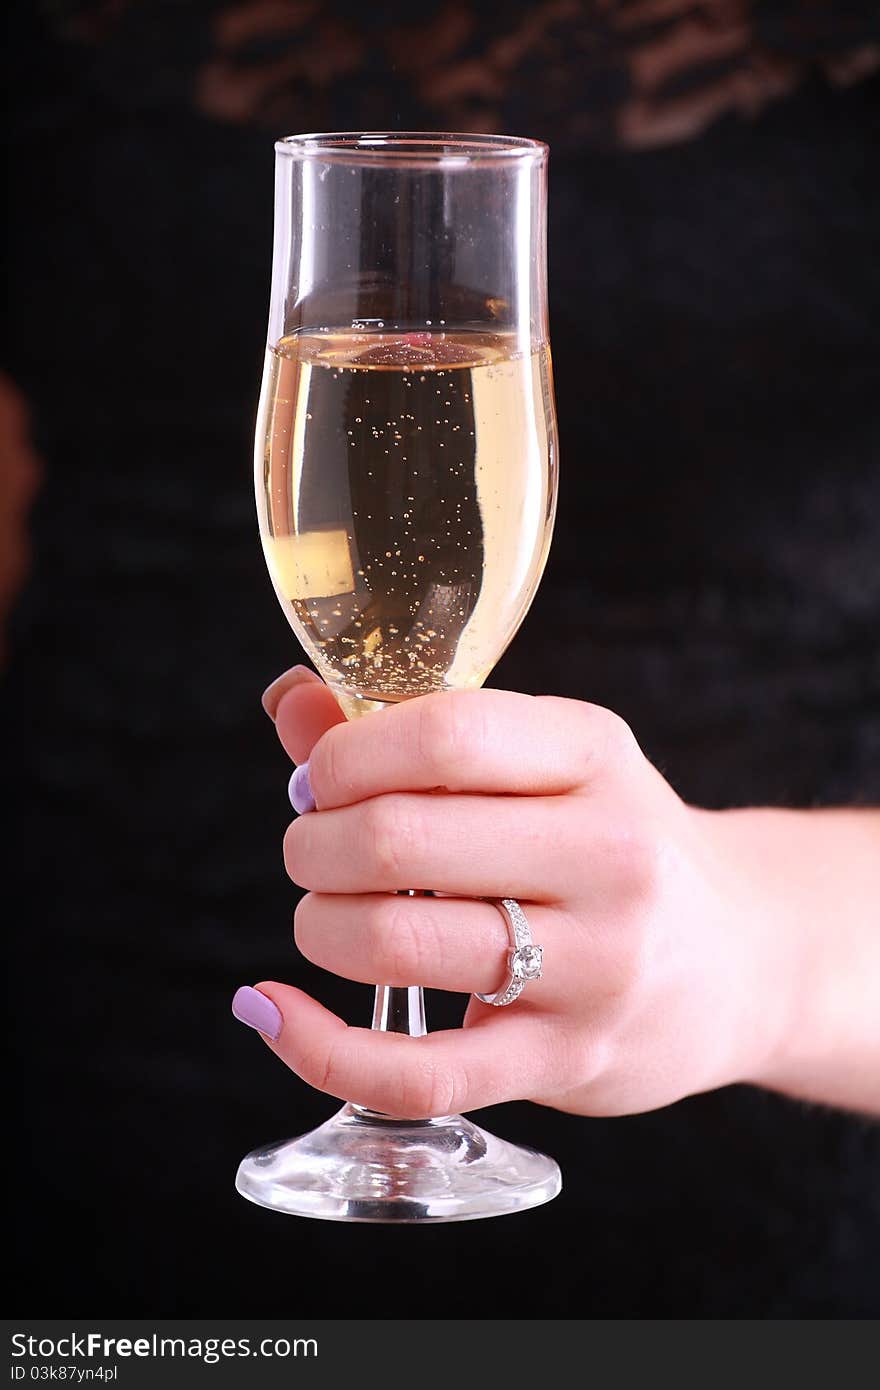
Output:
left=305, top=689, right=635, bottom=810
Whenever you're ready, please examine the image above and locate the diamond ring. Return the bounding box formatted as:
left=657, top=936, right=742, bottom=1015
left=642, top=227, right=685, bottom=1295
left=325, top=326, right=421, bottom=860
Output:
left=474, top=898, right=544, bottom=1007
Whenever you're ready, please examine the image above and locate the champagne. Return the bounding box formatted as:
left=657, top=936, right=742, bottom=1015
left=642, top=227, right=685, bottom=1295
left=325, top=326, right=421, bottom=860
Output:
left=256, top=329, right=557, bottom=716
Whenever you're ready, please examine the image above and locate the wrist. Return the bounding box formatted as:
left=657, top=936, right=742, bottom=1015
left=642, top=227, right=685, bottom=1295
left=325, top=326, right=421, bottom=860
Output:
left=694, top=806, right=812, bottom=1092
left=701, top=806, right=880, bottom=1111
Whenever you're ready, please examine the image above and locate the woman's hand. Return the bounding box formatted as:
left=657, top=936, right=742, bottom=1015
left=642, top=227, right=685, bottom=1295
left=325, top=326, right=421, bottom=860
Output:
left=233, top=668, right=880, bottom=1117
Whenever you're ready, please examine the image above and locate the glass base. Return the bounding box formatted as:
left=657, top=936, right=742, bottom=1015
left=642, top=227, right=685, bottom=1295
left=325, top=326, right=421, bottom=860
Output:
left=235, top=1104, right=562, bottom=1223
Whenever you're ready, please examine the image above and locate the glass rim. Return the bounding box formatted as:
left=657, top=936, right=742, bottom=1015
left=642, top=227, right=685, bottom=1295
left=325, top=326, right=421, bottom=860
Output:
left=274, top=131, right=548, bottom=167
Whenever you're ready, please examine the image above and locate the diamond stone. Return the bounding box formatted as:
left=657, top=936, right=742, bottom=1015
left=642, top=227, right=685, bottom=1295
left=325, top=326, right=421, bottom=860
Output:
left=511, top=944, right=543, bottom=981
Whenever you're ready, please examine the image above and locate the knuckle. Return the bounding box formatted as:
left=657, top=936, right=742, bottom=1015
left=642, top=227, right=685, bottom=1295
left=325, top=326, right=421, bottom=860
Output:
left=601, top=813, right=666, bottom=901
left=622, top=822, right=668, bottom=900
left=296, top=1039, right=336, bottom=1095
left=362, top=796, right=417, bottom=882
left=395, top=1055, right=458, bottom=1120
left=416, top=691, right=486, bottom=785
left=365, top=897, right=422, bottom=982
left=593, top=903, right=656, bottom=1026
left=593, top=706, right=639, bottom=766
left=612, top=909, right=654, bottom=1006
left=309, top=725, right=344, bottom=806
left=539, top=1017, right=603, bottom=1095
left=316, top=1037, right=353, bottom=1099
left=575, top=1031, right=617, bottom=1100
left=564, top=700, right=641, bottom=785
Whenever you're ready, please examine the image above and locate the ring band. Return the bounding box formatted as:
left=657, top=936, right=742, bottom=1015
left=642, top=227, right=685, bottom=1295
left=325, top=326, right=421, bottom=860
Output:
left=474, top=898, right=544, bottom=1007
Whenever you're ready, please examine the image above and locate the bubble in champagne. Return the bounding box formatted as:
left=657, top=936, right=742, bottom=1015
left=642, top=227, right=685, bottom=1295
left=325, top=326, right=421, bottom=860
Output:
left=259, top=327, right=556, bottom=698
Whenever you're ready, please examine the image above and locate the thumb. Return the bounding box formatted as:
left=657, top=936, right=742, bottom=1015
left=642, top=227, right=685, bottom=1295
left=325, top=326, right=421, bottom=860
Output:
left=271, top=671, right=347, bottom=763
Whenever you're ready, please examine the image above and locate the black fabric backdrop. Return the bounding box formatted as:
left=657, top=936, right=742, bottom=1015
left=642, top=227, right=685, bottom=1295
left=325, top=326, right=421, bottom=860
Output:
left=5, top=3, right=879, bottom=1315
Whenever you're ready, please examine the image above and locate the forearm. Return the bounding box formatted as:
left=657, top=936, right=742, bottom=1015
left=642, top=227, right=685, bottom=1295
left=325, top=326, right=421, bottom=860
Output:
left=710, top=806, right=880, bottom=1113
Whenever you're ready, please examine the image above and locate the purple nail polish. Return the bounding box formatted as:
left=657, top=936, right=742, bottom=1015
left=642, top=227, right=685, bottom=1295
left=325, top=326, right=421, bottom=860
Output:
left=289, top=761, right=316, bottom=814
left=232, top=986, right=282, bottom=1041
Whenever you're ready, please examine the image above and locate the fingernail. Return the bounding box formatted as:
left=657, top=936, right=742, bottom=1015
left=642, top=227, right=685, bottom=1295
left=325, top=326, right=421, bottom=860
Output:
left=232, top=986, right=282, bottom=1041
left=261, top=665, right=322, bottom=720
left=288, top=761, right=316, bottom=814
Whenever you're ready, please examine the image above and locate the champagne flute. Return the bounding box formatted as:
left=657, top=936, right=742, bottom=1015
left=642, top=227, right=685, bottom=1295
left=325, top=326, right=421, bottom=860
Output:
left=237, top=132, right=560, bottom=1222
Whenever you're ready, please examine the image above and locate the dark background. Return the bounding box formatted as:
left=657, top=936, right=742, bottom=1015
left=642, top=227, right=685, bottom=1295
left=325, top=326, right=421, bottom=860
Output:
left=5, top=2, right=879, bottom=1316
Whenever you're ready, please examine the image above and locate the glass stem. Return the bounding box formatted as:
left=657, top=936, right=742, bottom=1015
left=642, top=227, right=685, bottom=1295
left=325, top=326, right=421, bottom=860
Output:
left=371, top=984, right=427, bottom=1037
left=372, top=889, right=427, bottom=1038
left=350, top=892, right=427, bottom=1122
left=353, top=982, right=425, bottom=1118
left=338, top=709, right=429, bottom=1101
